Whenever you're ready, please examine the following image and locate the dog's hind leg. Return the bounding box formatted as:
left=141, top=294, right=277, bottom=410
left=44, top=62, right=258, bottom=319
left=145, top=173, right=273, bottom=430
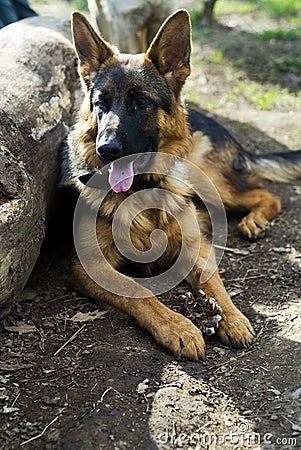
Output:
left=234, top=188, right=281, bottom=239
left=186, top=240, right=255, bottom=348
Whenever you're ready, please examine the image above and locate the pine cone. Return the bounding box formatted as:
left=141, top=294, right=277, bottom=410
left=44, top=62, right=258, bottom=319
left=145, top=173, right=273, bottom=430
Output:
left=175, top=290, right=223, bottom=338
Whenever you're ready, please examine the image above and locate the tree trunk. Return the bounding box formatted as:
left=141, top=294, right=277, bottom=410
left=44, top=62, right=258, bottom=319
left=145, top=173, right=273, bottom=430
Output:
left=201, top=0, right=218, bottom=27
left=0, top=16, right=82, bottom=317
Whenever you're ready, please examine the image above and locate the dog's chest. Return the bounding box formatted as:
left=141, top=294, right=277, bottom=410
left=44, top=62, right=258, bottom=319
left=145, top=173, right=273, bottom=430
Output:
left=109, top=194, right=184, bottom=269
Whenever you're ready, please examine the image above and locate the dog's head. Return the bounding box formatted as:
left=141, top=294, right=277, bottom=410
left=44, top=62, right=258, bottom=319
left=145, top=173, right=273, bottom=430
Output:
left=71, top=10, right=192, bottom=192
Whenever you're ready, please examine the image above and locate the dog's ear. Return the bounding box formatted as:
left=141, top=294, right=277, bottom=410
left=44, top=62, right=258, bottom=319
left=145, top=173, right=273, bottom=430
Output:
left=71, top=11, right=115, bottom=87
left=146, top=9, right=191, bottom=95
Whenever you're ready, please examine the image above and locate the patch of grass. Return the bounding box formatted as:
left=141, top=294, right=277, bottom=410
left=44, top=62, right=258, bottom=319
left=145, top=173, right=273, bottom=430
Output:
left=186, top=91, right=202, bottom=105
left=232, top=81, right=292, bottom=110
left=274, top=57, right=301, bottom=75
left=209, top=50, right=224, bottom=64
left=215, top=1, right=256, bottom=15
left=71, top=0, right=88, bottom=11
left=207, top=101, right=218, bottom=110
left=260, top=0, right=301, bottom=17
left=216, top=0, right=301, bottom=18
left=239, top=122, right=252, bottom=131
left=258, top=29, right=300, bottom=40
left=189, top=5, right=206, bottom=28
left=190, top=55, right=204, bottom=70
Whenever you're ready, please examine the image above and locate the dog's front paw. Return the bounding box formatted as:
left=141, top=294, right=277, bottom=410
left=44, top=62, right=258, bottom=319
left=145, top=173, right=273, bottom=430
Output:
left=153, top=312, right=206, bottom=361
left=217, top=307, right=255, bottom=348
left=238, top=212, right=268, bottom=239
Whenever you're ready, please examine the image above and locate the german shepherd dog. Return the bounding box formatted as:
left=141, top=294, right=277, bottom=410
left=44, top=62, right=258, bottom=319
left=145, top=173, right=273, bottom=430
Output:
left=61, top=9, right=301, bottom=360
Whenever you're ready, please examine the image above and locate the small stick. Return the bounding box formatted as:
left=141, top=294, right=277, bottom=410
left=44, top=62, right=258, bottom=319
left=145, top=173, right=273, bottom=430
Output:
left=54, top=325, right=85, bottom=356
left=63, top=306, right=67, bottom=332
left=214, top=244, right=250, bottom=255
left=20, top=416, right=59, bottom=446
left=100, top=386, right=121, bottom=403
left=11, top=392, right=20, bottom=408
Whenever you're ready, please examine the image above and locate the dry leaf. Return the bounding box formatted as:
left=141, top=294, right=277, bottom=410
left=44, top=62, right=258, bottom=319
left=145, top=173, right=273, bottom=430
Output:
left=2, top=405, right=20, bottom=414
left=69, top=310, right=108, bottom=323
left=4, top=322, right=38, bottom=335
left=0, top=363, right=33, bottom=372
left=136, top=378, right=149, bottom=394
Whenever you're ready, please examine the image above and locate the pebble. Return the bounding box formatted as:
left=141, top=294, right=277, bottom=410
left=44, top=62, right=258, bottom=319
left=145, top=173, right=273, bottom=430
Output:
left=242, top=409, right=253, bottom=416
left=271, top=247, right=290, bottom=253
left=42, top=396, right=61, bottom=406
left=22, top=288, right=39, bottom=300
left=42, top=321, right=55, bottom=328
left=213, top=347, right=227, bottom=356
left=270, top=389, right=281, bottom=396
left=292, top=387, right=301, bottom=400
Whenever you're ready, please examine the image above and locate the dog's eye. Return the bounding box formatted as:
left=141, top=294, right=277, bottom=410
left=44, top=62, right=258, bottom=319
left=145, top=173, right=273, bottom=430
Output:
left=95, top=99, right=106, bottom=110
left=136, top=97, right=148, bottom=107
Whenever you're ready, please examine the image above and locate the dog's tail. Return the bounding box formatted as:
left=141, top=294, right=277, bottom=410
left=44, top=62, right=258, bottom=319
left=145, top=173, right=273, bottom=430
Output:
left=246, top=149, right=301, bottom=183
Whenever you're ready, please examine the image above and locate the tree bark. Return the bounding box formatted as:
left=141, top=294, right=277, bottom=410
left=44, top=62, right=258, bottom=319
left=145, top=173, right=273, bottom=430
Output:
left=201, top=0, right=218, bottom=27
left=0, top=16, right=82, bottom=317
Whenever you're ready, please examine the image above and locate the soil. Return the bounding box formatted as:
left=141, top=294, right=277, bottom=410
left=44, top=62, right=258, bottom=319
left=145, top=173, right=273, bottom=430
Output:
left=1, top=3, right=301, bottom=450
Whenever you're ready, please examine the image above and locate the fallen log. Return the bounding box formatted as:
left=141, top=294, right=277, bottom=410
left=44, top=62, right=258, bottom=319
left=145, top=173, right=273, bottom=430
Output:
left=0, top=16, right=81, bottom=317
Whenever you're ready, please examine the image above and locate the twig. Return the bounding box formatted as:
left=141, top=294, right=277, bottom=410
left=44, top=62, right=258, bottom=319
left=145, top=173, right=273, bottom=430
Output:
left=63, top=306, right=67, bottom=332
left=226, top=274, right=265, bottom=282
left=256, top=401, right=268, bottom=416
left=53, top=325, right=86, bottom=356
left=91, top=382, right=98, bottom=393
left=143, top=393, right=151, bottom=413
left=214, top=244, right=250, bottom=256
left=281, top=415, right=295, bottom=426
left=20, top=416, right=59, bottom=446
left=237, top=348, right=258, bottom=357
left=11, top=392, right=20, bottom=407
left=250, top=295, right=261, bottom=306
left=48, top=294, right=71, bottom=303
left=100, top=386, right=122, bottom=403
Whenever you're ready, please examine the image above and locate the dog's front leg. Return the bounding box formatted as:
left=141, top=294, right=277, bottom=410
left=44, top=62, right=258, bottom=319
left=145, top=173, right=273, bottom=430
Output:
left=68, top=259, right=206, bottom=360
left=186, top=240, right=255, bottom=348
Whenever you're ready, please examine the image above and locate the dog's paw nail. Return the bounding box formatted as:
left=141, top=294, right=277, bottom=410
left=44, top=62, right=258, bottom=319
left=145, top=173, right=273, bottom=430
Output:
left=197, top=289, right=206, bottom=298
left=205, top=327, right=215, bottom=336
left=211, top=314, right=223, bottom=325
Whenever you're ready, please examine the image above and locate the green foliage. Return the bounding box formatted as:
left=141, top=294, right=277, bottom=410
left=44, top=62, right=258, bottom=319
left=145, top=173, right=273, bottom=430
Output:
left=260, top=0, right=301, bottom=17
left=215, top=1, right=256, bottom=15
left=71, top=0, right=88, bottom=11
left=216, top=0, right=301, bottom=17
left=258, top=29, right=300, bottom=40
left=231, top=81, right=293, bottom=110
left=209, top=50, right=224, bottom=64
left=274, top=57, right=301, bottom=75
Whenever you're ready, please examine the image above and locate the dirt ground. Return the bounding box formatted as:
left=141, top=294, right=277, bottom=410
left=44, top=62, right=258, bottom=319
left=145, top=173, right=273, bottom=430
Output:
left=1, top=2, right=301, bottom=449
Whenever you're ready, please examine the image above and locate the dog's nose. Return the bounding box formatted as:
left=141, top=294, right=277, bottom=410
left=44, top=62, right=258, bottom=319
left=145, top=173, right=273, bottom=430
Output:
left=97, top=139, right=123, bottom=163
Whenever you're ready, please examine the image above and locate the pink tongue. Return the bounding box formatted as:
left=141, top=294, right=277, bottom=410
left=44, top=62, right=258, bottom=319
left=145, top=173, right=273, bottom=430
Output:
left=108, top=160, right=134, bottom=193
